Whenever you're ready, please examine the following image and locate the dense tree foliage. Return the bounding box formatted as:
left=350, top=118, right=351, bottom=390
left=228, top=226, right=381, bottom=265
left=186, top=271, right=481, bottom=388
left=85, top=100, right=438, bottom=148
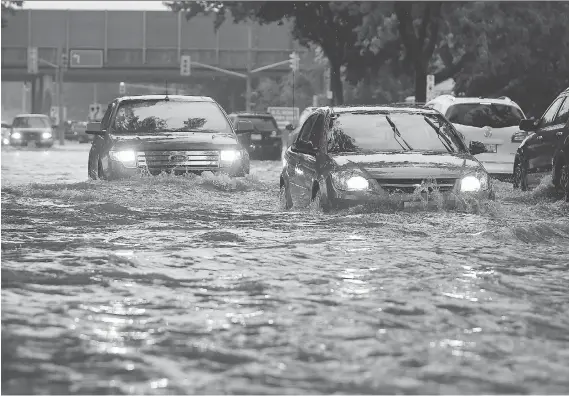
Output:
left=1, top=0, right=24, bottom=28
left=167, top=1, right=569, bottom=115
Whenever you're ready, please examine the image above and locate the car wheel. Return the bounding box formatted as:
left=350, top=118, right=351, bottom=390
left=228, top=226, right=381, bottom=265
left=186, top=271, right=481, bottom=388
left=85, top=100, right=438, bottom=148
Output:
left=513, top=157, right=529, bottom=191
left=279, top=183, right=293, bottom=210
left=311, top=186, right=331, bottom=213
left=560, top=162, right=569, bottom=202
left=88, top=152, right=99, bottom=180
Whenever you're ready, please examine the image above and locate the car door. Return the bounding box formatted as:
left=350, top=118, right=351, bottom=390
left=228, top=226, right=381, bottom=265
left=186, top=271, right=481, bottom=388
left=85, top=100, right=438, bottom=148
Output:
left=552, top=95, right=569, bottom=148
left=295, top=112, right=326, bottom=207
left=287, top=113, right=318, bottom=205
left=526, top=96, right=564, bottom=172
left=90, top=101, right=116, bottom=171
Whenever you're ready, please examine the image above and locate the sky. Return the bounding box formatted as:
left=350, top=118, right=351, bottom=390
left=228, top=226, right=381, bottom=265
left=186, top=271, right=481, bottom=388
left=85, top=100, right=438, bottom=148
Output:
left=24, top=1, right=169, bottom=11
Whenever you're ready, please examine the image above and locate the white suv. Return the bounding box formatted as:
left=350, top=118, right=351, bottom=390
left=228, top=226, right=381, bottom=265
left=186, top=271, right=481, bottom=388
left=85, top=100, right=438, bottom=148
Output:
left=425, top=95, right=528, bottom=178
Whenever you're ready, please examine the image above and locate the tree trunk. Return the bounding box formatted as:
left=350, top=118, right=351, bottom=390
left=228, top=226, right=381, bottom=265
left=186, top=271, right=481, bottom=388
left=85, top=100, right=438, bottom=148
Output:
left=414, top=65, right=427, bottom=103
left=330, top=62, right=344, bottom=105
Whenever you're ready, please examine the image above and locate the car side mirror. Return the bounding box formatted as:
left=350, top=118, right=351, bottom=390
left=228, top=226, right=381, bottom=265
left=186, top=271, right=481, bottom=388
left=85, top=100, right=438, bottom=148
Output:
left=469, top=140, right=486, bottom=155
left=519, top=118, right=537, bottom=132
left=86, top=121, right=104, bottom=135
left=235, top=120, right=254, bottom=134
left=285, top=124, right=295, bottom=131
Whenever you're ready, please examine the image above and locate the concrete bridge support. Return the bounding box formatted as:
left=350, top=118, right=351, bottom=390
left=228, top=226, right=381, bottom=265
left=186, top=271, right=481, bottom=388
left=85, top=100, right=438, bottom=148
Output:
left=30, top=74, right=54, bottom=116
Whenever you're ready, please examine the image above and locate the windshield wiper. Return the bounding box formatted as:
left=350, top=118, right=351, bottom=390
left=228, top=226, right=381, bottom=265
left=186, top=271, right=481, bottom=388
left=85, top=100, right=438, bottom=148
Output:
left=423, top=116, right=455, bottom=153
left=385, top=115, right=413, bottom=151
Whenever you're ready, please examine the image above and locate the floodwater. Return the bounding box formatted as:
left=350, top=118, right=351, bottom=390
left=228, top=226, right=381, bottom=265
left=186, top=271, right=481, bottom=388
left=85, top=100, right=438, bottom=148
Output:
left=2, top=143, right=569, bottom=394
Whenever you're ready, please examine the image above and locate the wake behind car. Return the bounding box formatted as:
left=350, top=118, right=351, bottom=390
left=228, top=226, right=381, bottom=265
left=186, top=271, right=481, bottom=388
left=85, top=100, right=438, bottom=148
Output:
left=9, top=113, right=54, bottom=148
left=280, top=105, right=494, bottom=211
left=514, top=87, right=569, bottom=191
left=86, top=95, right=253, bottom=180
left=426, top=95, right=527, bottom=179
left=227, top=112, right=282, bottom=160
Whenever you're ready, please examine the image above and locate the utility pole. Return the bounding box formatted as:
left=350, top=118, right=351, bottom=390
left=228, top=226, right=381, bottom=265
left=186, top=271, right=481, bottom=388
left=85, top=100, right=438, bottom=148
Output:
left=57, top=48, right=67, bottom=146
left=245, top=23, right=253, bottom=112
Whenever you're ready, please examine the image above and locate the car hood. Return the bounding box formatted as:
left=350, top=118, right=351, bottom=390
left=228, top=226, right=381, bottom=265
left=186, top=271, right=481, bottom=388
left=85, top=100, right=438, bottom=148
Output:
left=330, top=151, right=485, bottom=179
left=110, top=132, right=242, bottom=151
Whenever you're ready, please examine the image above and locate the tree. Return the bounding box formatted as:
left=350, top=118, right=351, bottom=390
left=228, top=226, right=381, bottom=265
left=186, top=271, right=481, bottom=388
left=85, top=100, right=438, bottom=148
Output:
left=165, top=1, right=369, bottom=105
left=1, top=0, right=24, bottom=28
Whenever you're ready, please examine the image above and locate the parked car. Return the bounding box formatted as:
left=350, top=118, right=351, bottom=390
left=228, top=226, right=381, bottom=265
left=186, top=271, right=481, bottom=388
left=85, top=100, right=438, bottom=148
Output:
left=87, top=95, right=252, bottom=180
left=514, top=87, right=569, bottom=191
left=280, top=104, right=494, bottom=211
left=9, top=113, right=54, bottom=148
left=227, top=112, right=282, bottom=160
left=426, top=95, right=527, bottom=179
left=2, top=121, right=11, bottom=145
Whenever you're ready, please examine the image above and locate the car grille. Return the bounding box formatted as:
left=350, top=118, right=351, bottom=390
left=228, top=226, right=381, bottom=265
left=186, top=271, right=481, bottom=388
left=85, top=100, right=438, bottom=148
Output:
left=375, top=178, right=457, bottom=194
left=21, top=131, right=43, bottom=141
left=137, top=150, right=220, bottom=173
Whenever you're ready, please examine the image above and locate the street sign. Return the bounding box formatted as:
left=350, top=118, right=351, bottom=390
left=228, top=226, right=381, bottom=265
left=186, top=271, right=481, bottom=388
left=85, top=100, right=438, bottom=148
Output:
left=426, top=74, right=435, bottom=102
left=69, top=49, right=104, bottom=68
left=180, top=55, right=191, bottom=76
left=267, top=107, right=300, bottom=127
left=27, top=47, right=38, bottom=74
left=89, top=103, right=102, bottom=121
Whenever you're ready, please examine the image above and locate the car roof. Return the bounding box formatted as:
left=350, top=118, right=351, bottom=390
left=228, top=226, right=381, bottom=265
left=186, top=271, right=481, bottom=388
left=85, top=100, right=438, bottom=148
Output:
left=329, top=104, right=439, bottom=115
left=116, top=95, right=215, bottom=103
left=13, top=113, right=50, bottom=118
left=427, top=94, right=522, bottom=108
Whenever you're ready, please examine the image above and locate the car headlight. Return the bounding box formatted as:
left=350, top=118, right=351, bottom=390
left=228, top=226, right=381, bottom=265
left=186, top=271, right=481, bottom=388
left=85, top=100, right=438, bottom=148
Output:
left=331, top=171, right=370, bottom=191
left=3, top=138, right=9, bottom=145
left=11, top=132, right=21, bottom=139
left=109, top=150, right=137, bottom=167
left=42, top=132, right=52, bottom=139
left=460, top=173, right=488, bottom=192
left=220, top=150, right=241, bottom=162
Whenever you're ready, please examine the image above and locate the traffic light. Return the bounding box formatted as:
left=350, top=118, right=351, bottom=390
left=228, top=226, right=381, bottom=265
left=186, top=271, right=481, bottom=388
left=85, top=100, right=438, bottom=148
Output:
left=61, top=52, right=68, bottom=72
left=119, top=82, right=126, bottom=95
left=289, top=52, right=300, bottom=72
left=180, top=55, right=191, bottom=76
left=27, top=47, right=38, bottom=74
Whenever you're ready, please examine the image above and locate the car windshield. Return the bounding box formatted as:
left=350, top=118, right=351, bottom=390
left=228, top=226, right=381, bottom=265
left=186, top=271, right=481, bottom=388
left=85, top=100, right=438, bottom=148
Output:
left=239, top=117, right=278, bottom=131
left=113, top=100, right=232, bottom=134
left=12, top=117, right=50, bottom=128
left=327, top=111, right=466, bottom=154
left=445, top=103, right=524, bottom=128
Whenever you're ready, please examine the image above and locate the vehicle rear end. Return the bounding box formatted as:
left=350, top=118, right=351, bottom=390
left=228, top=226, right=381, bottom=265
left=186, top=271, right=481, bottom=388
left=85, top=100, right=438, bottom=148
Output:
left=9, top=115, right=55, bottom=148
left=74, top=121, right=92, bottom=143
left=238, top=115, right=282, bottom=160
left=445, top=100, right=528, bottom=179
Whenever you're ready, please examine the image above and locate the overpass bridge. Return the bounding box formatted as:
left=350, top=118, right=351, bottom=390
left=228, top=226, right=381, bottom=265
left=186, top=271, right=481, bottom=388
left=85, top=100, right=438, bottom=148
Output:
left=1, top=9, right=309, bottom=114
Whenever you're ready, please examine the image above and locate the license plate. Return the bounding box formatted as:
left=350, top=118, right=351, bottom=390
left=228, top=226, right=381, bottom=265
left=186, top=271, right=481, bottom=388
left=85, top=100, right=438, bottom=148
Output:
left=27, top=141, right=36, bottom=148
left=484, top=144, right=498, bottom=153
left=251, top=134, right=263, bottom=141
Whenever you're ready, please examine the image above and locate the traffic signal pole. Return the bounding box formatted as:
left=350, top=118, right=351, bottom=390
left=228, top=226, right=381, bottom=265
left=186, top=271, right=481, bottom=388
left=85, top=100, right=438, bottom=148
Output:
left=57, top=48, right=65, bottom=145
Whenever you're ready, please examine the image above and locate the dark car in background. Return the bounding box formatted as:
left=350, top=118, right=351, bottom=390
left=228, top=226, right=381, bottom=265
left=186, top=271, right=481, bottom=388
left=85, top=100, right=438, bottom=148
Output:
left=9, top=114, right=54, bottom=148
left=280, top=105, right=493, bottom=211
left=87, top=95, right=253, bottom=180
left=64, top=120, right=92, bottom=143
left=513, top=87, right=569, bottom=191
left=227, top=112, right=282, bottom=160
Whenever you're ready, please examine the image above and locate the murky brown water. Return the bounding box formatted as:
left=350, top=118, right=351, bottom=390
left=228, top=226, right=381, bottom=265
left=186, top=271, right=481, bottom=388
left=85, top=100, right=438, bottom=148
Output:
left=2, top=143, right=569, bottom=394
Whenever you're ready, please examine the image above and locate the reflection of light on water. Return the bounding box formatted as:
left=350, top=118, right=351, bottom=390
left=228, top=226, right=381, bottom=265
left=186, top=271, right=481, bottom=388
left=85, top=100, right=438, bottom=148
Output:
left=338, top=268, right=373, bottom=297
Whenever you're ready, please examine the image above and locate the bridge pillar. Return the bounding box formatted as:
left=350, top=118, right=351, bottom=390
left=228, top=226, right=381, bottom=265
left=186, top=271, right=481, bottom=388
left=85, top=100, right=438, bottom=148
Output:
left=30, top=74, right=54, bottom=116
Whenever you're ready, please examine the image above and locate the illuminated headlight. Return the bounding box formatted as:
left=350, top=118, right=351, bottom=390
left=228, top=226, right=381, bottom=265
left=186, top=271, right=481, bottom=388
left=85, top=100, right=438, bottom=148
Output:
left=331, top=171, right=370, bottom=191
left=2, top=138, right=9, bottom=145
left=11, top=132, right=21, bottom=139
left=42, top=132, right=52, bottom=139
left=460, top=173, right=488, bottom=192
left=220, top=150, right=241, bottom=162
left=109, top=150, right=136, bottom=167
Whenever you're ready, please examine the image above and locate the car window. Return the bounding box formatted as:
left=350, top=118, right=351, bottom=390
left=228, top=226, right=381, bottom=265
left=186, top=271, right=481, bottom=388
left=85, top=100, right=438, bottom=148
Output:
left=112, top=100, right=232, bottom=134
left=298, top=114, right=318, bottom=143
left=445, top=103, right=524, bottom=128
left=540, top=97, right=564, bottom=127
left=12, top=117, right=50, bottom=128
left=553, top=96, right=569, bottom=125
left=238, top=116, right=278, bottom=131
left=101, top=102, right=116, bottom=129
left=327, top=111, right=466, bottom=154
left=307, top=113, right=325, bottom=147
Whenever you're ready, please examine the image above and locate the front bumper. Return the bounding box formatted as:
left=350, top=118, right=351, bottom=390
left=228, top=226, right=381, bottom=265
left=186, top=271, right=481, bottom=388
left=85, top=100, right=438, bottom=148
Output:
left=479, top=160, right=515, bottom=177
left=10, top=136, right=54, bottom=147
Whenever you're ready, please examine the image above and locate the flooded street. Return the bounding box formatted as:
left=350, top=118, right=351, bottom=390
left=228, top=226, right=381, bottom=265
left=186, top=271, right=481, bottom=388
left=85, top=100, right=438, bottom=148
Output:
left=2, top=143, right=569, bottom=394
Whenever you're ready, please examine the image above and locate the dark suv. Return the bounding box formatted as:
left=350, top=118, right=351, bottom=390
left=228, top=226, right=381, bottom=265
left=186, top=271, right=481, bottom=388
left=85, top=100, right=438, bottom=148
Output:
left=227, top=112, right=282, bottom=160
left=86, top=95, right=253, bottom=180
left=514, top=87, right=569, bottom=194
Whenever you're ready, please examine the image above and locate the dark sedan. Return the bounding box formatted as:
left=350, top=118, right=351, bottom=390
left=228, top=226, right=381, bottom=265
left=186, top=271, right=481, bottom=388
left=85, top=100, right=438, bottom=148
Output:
left=86, top=95, right=253, bottom=180
left=227, top=112, right=282, bottom=160
left=280, top=105, right=494, bottom=211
